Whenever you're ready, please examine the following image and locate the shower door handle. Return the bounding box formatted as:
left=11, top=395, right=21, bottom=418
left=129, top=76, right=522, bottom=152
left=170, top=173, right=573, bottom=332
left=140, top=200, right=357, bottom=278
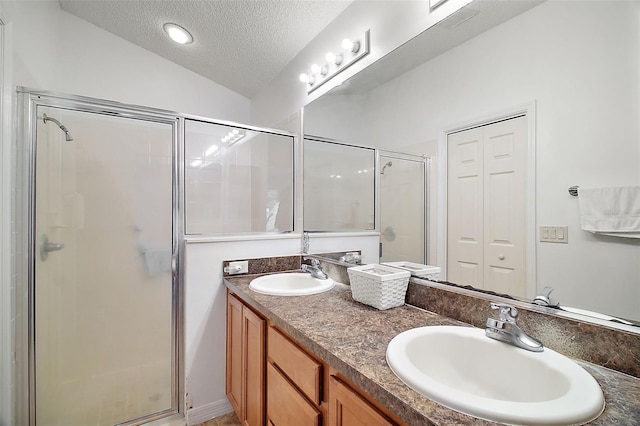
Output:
left=40, top=233, right=64, bottom=261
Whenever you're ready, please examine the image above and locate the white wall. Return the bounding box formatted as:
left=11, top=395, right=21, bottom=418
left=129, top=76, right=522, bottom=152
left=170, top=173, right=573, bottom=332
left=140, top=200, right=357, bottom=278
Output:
left=0, top=1, right=250, bottom=424
left=304, top=1, right=640, bottom=320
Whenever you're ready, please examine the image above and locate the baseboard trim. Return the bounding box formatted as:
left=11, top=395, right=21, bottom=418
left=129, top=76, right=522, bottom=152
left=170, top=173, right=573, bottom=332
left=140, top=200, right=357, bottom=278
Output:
left=186, top=398, right=233, bottom=425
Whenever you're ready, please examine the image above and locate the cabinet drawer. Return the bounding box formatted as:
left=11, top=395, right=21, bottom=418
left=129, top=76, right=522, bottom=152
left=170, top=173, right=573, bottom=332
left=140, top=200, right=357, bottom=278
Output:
left=267, top=362, right=320, bottom=426
left=268, top=326, right=322, bottom=404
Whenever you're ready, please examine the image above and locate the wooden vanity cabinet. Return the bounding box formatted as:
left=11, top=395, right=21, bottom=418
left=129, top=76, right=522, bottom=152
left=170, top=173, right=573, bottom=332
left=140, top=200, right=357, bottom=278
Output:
left=328, top=375, right=394, bottom=426
left=226, top=289, right=402, bottom=426
left=226, top=292, right=265, bottom=426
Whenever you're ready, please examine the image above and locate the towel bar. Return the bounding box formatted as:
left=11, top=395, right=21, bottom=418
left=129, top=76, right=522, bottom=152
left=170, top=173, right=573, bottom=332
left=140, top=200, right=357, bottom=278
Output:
left=568, top=185, right=579, bottom=196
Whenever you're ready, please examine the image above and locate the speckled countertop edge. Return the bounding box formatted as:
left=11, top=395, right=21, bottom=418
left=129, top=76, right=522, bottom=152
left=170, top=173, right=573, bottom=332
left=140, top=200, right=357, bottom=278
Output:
left=225, top=275, right=640, bottom=426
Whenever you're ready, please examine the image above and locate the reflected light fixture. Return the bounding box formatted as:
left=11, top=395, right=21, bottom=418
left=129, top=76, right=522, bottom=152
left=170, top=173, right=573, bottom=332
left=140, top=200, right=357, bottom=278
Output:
left=341, top=38, right=360, bottom=53
left=221, top=128, right=246, bottom=147
left=163, top=23, right=193, bottom=44
left=300, top=30, right=370, bottom=94
left=325, top=51, right=343, bottom=66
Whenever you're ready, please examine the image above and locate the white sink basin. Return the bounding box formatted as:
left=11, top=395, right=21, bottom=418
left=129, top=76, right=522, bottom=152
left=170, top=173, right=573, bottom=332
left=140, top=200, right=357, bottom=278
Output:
left=249, top=273, right=334, bottom=296
left=386, top=326, right=605, bottom=425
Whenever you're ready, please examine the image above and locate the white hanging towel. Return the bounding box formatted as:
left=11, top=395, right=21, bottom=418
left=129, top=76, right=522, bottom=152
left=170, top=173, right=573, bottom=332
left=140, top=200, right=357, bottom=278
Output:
left=578, top=185, right=640, bottom=238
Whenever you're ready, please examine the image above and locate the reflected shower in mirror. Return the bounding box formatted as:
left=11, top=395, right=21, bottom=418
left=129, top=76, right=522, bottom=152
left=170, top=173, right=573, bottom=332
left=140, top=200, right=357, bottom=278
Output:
left=303, top=0, right=640, bottom=325
left=303, top=137, right=375, bottom=232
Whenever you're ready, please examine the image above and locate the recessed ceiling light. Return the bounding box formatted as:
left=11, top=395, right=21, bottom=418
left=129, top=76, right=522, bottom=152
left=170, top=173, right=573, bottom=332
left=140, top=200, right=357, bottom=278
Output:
left=163, top=23, right=193, bottom=45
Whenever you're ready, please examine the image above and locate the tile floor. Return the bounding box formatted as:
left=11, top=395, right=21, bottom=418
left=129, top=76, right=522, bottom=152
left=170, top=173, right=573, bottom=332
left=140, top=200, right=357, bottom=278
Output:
left=195, top=411, right=240, bottom=426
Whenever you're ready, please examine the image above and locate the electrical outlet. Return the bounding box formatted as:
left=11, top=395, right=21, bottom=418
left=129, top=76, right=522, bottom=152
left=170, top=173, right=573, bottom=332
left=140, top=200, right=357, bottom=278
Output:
left=540, top=226, right=568, bottom=243
left=225, top=260, right=249, bottom=275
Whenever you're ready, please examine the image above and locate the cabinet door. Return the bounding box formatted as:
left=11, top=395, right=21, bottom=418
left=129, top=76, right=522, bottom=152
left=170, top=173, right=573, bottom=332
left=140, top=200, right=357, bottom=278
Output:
left=328, top=376, right=394, bottom=426
left=226, top=293, right=244, bottom=417
left=267, top=362, right=320, bottom=426
left=243, top=306, right=265, bottom=426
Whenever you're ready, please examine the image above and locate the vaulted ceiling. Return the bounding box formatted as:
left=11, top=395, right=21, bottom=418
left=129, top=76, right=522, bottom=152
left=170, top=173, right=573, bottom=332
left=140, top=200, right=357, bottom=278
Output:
left=60, top=0, right=353, bottom=98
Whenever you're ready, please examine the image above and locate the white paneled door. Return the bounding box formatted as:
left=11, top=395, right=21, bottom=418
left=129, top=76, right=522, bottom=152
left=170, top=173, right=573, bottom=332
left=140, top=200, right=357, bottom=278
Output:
left=447, top=116, right=526, bottom=297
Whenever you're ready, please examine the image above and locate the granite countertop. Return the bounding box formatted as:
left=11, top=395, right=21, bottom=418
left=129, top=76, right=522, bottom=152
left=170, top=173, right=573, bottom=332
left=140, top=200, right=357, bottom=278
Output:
left=225, top=275, right=640, bottom=425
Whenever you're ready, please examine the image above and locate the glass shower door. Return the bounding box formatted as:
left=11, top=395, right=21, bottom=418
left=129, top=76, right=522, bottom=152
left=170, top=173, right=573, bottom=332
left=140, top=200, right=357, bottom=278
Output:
left=34, top=106, right=176, bottom=425
left=379, top=154, right=426, bottom=264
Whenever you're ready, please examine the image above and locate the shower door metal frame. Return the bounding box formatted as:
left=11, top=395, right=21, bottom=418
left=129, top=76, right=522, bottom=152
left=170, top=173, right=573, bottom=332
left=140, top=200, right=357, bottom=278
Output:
left=15, top=87, right=185, bottom=426
left=376, top=150, right=429, bottom=264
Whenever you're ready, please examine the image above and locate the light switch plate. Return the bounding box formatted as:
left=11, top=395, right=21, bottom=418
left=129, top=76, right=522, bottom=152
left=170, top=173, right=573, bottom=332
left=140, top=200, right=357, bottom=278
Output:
left=540, top=226, right=568, bottom=243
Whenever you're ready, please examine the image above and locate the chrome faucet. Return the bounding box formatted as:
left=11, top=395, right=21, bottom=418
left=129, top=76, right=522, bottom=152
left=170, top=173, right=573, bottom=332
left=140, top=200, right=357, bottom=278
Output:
left=301, top=258, right=328, bottom=280
left=532, top=286, right=560, bottom=308
left=485, top=302, right=544, bottom=352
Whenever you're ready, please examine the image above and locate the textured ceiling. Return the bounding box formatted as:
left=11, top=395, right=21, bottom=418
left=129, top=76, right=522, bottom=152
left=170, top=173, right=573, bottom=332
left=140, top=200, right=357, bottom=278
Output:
left=59, top=0, right=353, bottom=99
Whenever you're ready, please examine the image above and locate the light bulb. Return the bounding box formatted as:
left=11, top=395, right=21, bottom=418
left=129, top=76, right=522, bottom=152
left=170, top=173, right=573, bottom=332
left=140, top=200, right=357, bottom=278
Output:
left=326, top=52, right=336, bottom=63
left=342, top=38, right=360, bottom=53
left=299, top=73, right=309, bottom=83
left=311, top=64, right=321, bottom=74
left=163, top=23, right=193, bottom=45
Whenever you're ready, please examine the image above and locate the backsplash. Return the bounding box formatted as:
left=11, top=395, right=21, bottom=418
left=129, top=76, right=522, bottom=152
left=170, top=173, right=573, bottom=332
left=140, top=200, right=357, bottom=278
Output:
left=222, top=255, right=300, bottom=277
left=406, top=280, right=640, bottom=379
left=222, top=254, right=640, bottom=379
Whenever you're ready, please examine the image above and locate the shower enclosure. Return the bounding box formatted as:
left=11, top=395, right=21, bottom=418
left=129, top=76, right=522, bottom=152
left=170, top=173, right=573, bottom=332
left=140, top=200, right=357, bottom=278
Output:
left=16, top=89, right=183, bottom=425
left=378, top=152, right=427, bottom=264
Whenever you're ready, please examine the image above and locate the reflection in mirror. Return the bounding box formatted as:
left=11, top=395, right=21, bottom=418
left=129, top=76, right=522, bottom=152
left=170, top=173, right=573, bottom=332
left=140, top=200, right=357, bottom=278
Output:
left=185, top=119, right=294, bottom=235
left=303, top=137, right=375, bottom=231
left=303, top=0, right=640, bottom=325
left=379, top=153, right=427, bottom=264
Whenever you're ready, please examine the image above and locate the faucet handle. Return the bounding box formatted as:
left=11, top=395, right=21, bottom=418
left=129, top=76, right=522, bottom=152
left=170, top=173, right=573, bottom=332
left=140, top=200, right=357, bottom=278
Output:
left=490, top=302, right=519, bottom=322
left=304, top=257, right=321, bottom=267
left=533, top=286, right=559, bottom=307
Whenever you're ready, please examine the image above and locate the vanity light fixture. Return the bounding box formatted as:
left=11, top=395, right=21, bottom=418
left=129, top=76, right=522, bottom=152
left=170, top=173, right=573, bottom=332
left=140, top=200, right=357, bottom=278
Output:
left=325, top=51, right=343, bottom=66
left=341, top=38, right=360, bottom=53
left=163, top=23, right=193, bottom=45
left=300, top=29, right=370, bottom=94
left=221, top=128, right=246, bottom=146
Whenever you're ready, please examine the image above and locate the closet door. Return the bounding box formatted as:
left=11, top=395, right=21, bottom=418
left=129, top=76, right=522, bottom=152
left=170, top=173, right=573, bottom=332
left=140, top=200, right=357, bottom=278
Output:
left=447, top=126, right=484, bottom=287
left=483, top=117, right=526, bottom=296
left=447, top=116, right=526, bottom=297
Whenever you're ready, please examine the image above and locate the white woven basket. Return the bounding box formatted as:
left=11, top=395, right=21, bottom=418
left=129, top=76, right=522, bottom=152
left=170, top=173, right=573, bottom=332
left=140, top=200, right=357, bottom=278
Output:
left=347, top=264, right=411, bottom=310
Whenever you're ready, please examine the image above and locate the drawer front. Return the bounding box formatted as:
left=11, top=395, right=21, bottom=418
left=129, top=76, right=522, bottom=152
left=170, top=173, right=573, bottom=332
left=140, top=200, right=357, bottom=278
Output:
left=267, top=362, right=320, bottom=426
left=268, top=326, right=322, bottom=404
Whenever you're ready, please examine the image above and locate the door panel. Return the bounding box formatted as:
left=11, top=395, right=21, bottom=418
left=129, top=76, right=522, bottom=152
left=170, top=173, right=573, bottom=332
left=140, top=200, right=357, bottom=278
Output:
left=447, top=116, right=526, bottom=295
left=379, top=155, right=426, bottom=263
left=34, top=106, right=175, bottom=425
left=447, top=127, right=484, bottom=286
left=483, top=117, right=526, bottom=296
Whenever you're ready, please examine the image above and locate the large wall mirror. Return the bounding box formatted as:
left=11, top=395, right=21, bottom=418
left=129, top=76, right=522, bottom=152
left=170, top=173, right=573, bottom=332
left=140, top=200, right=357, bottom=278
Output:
left=303, top=0, right=640, bottom=326
left=303, top=137, right=375, bottom=232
